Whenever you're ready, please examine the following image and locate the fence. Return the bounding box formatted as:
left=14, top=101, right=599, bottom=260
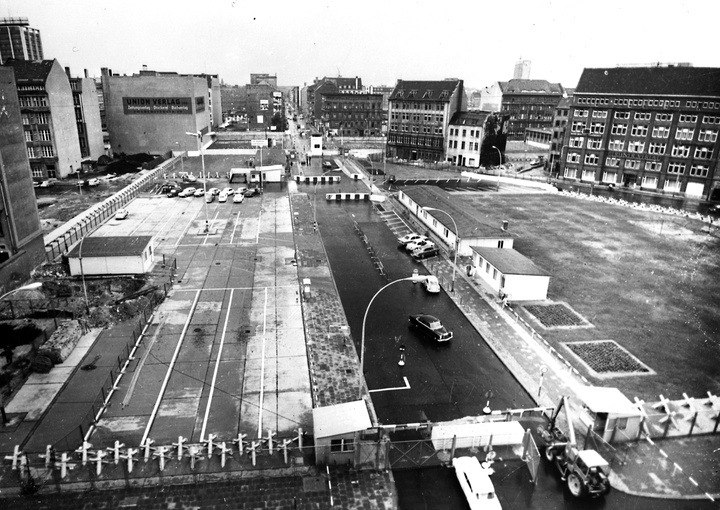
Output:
left=44, top=155, right=183, bottom=262
left=353, top=221, right=388, bottom=279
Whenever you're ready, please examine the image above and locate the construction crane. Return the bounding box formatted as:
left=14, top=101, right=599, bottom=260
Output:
left=537, top=396, right=612, bottom=498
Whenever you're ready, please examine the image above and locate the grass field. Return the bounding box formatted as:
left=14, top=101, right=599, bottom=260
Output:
left=458, top=191, right=720, bottom=402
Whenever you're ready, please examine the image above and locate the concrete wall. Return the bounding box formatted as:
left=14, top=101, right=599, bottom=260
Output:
left=80, top=77, right=106, bottom=160
left=46, top=60, right=82, bottom=178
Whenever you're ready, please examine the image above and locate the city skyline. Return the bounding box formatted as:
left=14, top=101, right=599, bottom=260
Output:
left=3, top=0, right=719, bottom=90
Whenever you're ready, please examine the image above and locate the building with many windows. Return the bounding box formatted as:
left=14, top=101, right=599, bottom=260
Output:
left=559, top=66, right=720, bottom=199
left=445, top=111, right=509, bottom=168
left=4, top=58, right=83, bottom=180
left=68, top=67, right=105, bottom=163
left=386, top=79, right=466, bottom=162
left=548, top=95, right=571, bottom=175
left=0, top=17, right=43, bottom=65
left=500, top=79, right=566, bottom=140
left=0, top=66, right=45, bottom=291
left=321, top=92, right=383, bottom=137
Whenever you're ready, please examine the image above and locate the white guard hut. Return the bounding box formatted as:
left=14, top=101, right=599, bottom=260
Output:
left=575, top=386, right=643, bottom=443
left=470, top=247, right=550, bottom=301
left=229, top=165, right=284, bottom=185
left=67, top=236, right=155, bottom=276
left=312, top=400, right=372, bottom=466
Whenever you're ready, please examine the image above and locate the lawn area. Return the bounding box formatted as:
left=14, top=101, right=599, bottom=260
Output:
left=459, top=191, right=720, bottom=402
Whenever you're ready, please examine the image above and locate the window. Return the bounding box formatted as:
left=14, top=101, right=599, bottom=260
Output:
left=566, top=152, right=581, bottom=163
left=581, top=169, right=595, bottom=181
left=656, top=113, right=672, bottom=122
left=644, top=161, right=662, bottom=171
left=569, top=137, right=584, bottom=148
left=702, top=115, right=720, bottom=125
left=679, top=114, right=698, bottom=123
left=608, top=139, right=624, bottom=151
left=648, top=143, right=666, bottom=155
left=498, top=240, right=504, bottom=248
left=690, top=165, right=708, bottom=177
left=667, top=162, right=685, bottom=174
left=40, top=146, right=54, bottom=157
left=493, top=268, right=498, bottom=280
left=605, top=157, right=620, bottom=167
left=602, top=171, right=617, bottom=183
left=664, top=179, right=681, bottom=192
left=634, top=112, right=651, bottom=121
left=587, top=139, right=602, bottom=149
left=564, top=167, right=577, bottom=178
left=31, top=166, right=43, bottom=178
left=641, top=175, right=658, bottom=188
left=614, top=111, right=630, bottom=119
left=671, top=145, right=690, bottom=157
left=625, top=159, right=641, bottom=169
left=591, top=122, right=605, bottom=134
left=330, top=439, right=354, bottom=453
left=628, top=141, right=644, bottom=153
left=675, top=128, right=694, bottom=140
left=652, top=126, right=670, bottom=138
left=698, top=129, right=717, bottom=142
left=611, top=124, right=627, bottom=135
left=575, top=109, right=588, bottom=117
left=584, top=153, right=599, bottom=165
left=571, top=121, right=586, bottom=133
left=694, top=146, right=712, bottom=159
left=631, top=125, right=648, bottom=137
left=24, top=131, right=33, bottom=142
left=592, top=110, right=607, bottom=118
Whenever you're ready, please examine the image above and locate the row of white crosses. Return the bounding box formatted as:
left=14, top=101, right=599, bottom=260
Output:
left=5, top=428, right=306, bottom=480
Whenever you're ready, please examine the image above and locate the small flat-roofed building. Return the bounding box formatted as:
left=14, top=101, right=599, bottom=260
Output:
left=67, top=236, right=154, bottom=276
left=312, top=400, right=372, bottom=466
left=397, top=186, right=513, bottom=256
left=229, top=164, right=283, bottom=185
left=575, top=387, right=643, bottom=443
left=470, top=247, right=550, bottom=301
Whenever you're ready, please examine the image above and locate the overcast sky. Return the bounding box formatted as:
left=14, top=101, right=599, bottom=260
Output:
left=4, top=0, right=719, bottom=90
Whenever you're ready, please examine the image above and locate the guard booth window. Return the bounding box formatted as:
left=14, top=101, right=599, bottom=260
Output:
left=330, top=439, right=354, bottom=453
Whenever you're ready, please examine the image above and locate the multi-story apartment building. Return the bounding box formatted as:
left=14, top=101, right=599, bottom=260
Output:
left=307, top=76, right=364, bottom=127
left=0, top=66, right=45, bottom=290
left=0, top=17, right=43, bottom=64
left=67, top=67, right=105, bottom=162
left=500, top=79, right=566, bottom=140
left=559, top=65, right=720, bottom=200
left=321, top=93, right=383, bottom=137
left=548, top=95, right=571, bottom=175
left=386, top=79, right=466, bottom=162
left=4, top=58, right=83, bottom=180
left=446, top=111, right=509, bottom=168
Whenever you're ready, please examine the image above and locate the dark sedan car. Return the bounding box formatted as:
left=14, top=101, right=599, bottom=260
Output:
left=408, top=314, right=453, bottom=342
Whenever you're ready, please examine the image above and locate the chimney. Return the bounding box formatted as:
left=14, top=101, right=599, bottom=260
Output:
left=142, top=64, right=148, bottom=71
left=65, top=66, right=71, bottom=77
left=84, top=69, right=89, bottom=78
left=502, top=220, right=509, bottom=231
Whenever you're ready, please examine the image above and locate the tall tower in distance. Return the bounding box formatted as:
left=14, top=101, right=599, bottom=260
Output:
left=0, top=17, right=44, bottom=64
left=513, top=59, right=531, bottom=80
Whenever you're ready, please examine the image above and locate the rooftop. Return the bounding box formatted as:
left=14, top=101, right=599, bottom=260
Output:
left=400, top=186, right=513, bottom=239
left=575, top=66, right=720, bottom=97
left=471, top=247, right=550, bottom=276
left=449, top=111, right=492, bottom=127
left=499, top=79, right=564, bottom=95
left=390, top=79, right=462, bottom=102
left=67, top=236, right=153, bottom=258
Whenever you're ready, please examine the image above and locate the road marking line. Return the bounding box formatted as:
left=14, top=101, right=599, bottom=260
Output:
left=369, top=376, right=411, bottom=393
left=200, top=288, right=234, bottom=441
left=256, top=208, right=262, bottom=244
left=175, top=209, right=201, bottom=246
left=122, top=314, right=167, bottom=408
left=140, top=289, right=201, bottom=446
left=230, top=212, right=241, bottom=244
left=257, top=287, right=268, bottom=438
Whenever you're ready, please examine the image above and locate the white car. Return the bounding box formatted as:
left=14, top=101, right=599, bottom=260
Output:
left=218, top=192, right=228, bottom=203
left=452, top=456, right=502, bottom=510
left=193, top=189, right=205, bottom=197
left=222, top=187, right=235, bottom=195
left=424, top=275, right=440, bottom=293
left=233, top=193, right=245, bottom=204
left=406, top=238, right=432, bottom=252
left=236, top=186, right=248, bottom=195
left=115, top=209, right=129, bottom=220
left=398, top=233, right=425, bottom=246
left=87, top=178, right=100, bottom=186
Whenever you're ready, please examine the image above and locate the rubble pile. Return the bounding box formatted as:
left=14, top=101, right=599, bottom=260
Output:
left=37, top=320, right=82, bottom=364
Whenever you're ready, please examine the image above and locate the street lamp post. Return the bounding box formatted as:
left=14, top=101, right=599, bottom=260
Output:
left=0, top=282, right=43, bottom=302
left=421, top=207, right=459, bottom=292
left=492, top=145, right=502, bottom=192
left=186, top=130, right=216, bottom=233
left=359, top=273, right=429, bottom=400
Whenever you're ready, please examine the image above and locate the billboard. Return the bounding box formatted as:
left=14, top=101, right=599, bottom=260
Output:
left=123, top=97, right=192, bottom=114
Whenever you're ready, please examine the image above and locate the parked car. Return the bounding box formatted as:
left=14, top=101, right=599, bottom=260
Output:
left=322, top=161, right=332, bottom=169
left=236, top=186, right=248, bottom=195
left=408, top=313, right=453, bottom=342
left=193, top=189, right=205, bottom=197
left=424, top=275, right=441, bottom=293
left=115, top=209, right=129, bottom=220
left=167, top=188, right=181, bottom=198
left=87, top=178, right=100, bottom=186
left=412, top=244, right=440, bottom=260
left=218, top=192, right=228, bottom=203
left=222, top=187, right=235, bottom=195
left=205, top=192, right=214, bottom=203
left=183, top=174, right=197, bottom=182
left=178, top=189, right=193, bottom=197
left=76, top=180, right=86, bottom=187
left=207, top=187, right=220, bottom=196
left=406, top=238, right=433, bottom=252
left=244, top=188, right=260, bottom=197
left=398, top=233, right=425, bottom=246
left=233, top=193, right=245, bottom=204
left=452, top=456, right=501, bottom=510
